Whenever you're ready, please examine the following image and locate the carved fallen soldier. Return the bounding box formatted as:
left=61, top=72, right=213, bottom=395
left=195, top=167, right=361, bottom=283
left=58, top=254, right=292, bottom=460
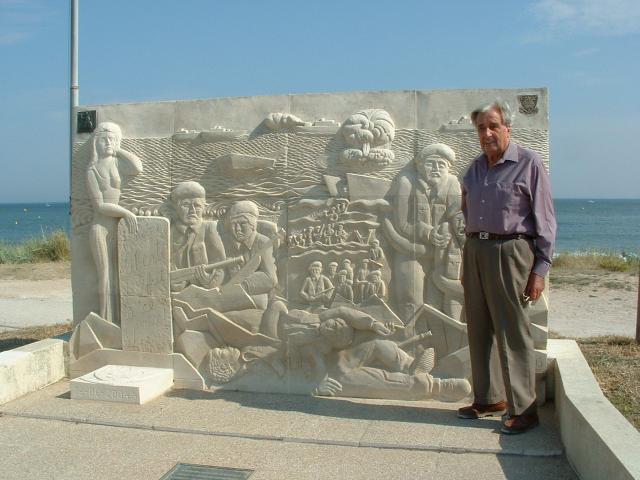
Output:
left=281, top=306, right=470, bottom=401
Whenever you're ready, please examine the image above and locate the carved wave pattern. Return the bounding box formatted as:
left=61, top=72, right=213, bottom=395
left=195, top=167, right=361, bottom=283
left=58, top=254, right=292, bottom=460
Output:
left=172, top=133, right=289, bottom=201
left=71, top=129, right=548, bottom=228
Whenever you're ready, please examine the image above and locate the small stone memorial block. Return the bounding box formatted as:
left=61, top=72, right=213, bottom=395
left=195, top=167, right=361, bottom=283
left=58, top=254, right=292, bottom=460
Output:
left=118, top=217, right=173, bottom=353
left=71, top=365, right=173, bottom=404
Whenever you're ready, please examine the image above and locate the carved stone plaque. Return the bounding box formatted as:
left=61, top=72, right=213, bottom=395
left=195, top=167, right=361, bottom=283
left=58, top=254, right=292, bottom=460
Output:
left=118, top=217, right=173, bottom=353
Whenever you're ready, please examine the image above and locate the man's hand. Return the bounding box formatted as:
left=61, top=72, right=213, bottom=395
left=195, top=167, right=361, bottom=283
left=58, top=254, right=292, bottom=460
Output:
left=372, top=321, right=391, bottom=336
left=430, top=231, right=451, bottom=249
left=524, top=273, right=545, bottom=302
left=312, top=376, right=343, bottom=397
left=195, top=265, right=215, bottom=288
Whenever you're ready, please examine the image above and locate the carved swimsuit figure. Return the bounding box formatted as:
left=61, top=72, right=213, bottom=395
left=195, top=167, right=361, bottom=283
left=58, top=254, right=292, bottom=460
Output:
left=86, top=122, right=142, bottom=324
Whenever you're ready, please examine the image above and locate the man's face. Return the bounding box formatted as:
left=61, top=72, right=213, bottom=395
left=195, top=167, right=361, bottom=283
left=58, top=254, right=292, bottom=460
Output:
left=329, top=264, right=337, bottom=275
left=310, top=265, right=322, bottom=278
left=231, top=217, right=254, bottom=242
left=96, top=132, right=119, bottom=157
left=475, top=108, right=511, bottom=161
left=417, top=155, right=449, bottom=186
left=319, top=318, right=353, bottom=349
left=176, top=197, right=205, bottom=227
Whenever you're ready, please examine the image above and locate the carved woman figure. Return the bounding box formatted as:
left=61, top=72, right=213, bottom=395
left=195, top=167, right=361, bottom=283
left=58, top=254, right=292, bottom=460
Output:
left=86, top=122, right=143, bottom=323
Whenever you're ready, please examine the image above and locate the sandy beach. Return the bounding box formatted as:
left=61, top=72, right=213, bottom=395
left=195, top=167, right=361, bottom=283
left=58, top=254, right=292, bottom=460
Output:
left=0, top=262, right=637, bottom=338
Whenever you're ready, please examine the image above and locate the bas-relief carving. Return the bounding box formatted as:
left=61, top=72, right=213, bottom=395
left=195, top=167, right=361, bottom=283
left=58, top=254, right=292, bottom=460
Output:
left=340, top=109, right=395, bottom=169
left=71, top=95, right=549, bottom=403
left=86, top=122, right=143, bottom=325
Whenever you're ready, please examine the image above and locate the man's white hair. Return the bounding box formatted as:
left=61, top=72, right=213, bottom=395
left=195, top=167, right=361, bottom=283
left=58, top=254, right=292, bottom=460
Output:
left=471, top=99, right=515, bottom=127
left=171, top=181, right=206, bottom=203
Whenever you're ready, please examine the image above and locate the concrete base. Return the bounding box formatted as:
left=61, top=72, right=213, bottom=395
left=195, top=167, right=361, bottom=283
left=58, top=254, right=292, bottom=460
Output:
left=548, top=339, right=640, bottom=480
left=70, top=365, right=173, bottom=404
left=0, top=339, right=66, bottom=405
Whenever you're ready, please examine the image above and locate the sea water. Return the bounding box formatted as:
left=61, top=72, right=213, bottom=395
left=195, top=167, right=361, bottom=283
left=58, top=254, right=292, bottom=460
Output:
left=0, top=202, right=70, bottom=244
left=0, top=199, right=638, bottom=254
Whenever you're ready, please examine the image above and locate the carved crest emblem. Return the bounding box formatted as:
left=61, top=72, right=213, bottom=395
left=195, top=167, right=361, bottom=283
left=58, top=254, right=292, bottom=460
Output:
left=517, top=95, right=539, bottom=116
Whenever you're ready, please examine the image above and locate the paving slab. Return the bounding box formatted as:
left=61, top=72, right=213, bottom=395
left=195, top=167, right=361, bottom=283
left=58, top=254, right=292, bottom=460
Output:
left=0, top=380, right=578, bottom=479
left=1, top=381, right=565, bottom=457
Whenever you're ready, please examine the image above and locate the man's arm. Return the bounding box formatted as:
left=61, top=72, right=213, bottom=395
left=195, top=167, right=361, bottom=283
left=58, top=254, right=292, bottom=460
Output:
left=526, top=156, right=557, bottom=300
left=204, top=222, right=226, bottom=287
left=242, top=236, right=278, bottom=295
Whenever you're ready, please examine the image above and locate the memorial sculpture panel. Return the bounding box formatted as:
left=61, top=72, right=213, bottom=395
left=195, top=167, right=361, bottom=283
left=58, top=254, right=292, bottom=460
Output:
left=70, top=89, right=550, bottom=403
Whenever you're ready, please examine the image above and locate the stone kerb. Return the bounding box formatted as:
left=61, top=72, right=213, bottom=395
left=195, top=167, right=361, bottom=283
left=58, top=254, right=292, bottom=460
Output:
left=548, top=339, right=640, bottom=480
left=0, top=339, right=66, bottom=405
left=69, top=88, right=550, bottom=404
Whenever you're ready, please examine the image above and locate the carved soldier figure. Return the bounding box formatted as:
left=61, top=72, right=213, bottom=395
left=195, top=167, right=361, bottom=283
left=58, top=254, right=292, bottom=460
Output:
left=312, top=225, right=323, bottom=243
left=341, top=259, right=354, bottom=286
left=334, top=270, right=354, bottom=303
left=222, top=201, right=278, bottom=301
left=384, top=143, right=462, bottom=319
left=300, top=261, right=334, bottom=307
left=304, top=227, right=314, bottom=246
left=324, top=223, right=335, bottom=245
left=368, top=239, right=386, bottom=267
left=327, top=261, right=339, bottom=284
left=354, top=259, right=371, bottom=303
left=169, top=181, right=226, bottom=292
left=335, top=224, right=349, bottom=244
left=364, top=270, right=386, bottom=300
left=173, top=200, right=278, bottom=312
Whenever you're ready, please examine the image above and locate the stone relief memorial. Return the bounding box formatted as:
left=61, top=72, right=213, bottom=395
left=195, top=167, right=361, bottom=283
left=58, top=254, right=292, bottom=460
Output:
left=69, top=89, right=549, bottom=404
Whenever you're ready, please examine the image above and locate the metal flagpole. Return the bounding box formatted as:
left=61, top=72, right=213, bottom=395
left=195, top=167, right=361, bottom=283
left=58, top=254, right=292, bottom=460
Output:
left=69, top=0, right=78, bottom=215
left=70, top=0, right=78, bottom=108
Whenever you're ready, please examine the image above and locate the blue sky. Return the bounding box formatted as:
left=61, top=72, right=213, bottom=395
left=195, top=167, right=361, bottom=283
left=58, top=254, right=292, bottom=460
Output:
left=1, top=0, right=639, bottom=202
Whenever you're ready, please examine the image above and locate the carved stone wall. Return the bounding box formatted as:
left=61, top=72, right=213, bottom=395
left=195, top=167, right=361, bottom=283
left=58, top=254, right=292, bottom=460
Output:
left=70, top=89, right=550, bottom=402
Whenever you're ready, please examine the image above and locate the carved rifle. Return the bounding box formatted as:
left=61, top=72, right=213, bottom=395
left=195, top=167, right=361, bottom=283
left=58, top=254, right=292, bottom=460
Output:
left=170, top=256, right=244, bottom=284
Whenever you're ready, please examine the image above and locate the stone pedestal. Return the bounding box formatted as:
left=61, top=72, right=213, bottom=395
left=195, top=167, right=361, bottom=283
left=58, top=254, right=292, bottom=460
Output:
left=70, top=365, right=173, bottom=404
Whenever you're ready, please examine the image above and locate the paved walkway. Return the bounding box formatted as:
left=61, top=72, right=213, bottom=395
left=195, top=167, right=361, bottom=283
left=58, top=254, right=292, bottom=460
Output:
left=0, top=381, right=577, bottom=479
left=0, top=279, right=72, bottom=333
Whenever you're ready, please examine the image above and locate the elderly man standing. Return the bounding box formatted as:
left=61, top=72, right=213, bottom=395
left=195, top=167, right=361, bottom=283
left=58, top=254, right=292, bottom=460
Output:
left=458, top=100, right=556, bottom=434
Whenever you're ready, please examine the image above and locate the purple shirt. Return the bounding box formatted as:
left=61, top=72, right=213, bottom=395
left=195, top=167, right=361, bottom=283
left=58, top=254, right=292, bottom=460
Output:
left=462, top=141, right=557, bottom=277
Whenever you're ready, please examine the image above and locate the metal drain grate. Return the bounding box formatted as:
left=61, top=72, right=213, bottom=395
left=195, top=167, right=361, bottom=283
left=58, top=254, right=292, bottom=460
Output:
left=160, top=463, right=254, bottom=479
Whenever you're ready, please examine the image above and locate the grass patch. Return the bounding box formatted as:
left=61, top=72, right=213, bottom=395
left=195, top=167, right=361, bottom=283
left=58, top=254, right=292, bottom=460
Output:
left=553, top=252, right=639, bottom=273
left=0, top=230, right=70, bottom=264
left=0, top=323, right=73, bottom=352
left=577, top=336, right=640, bottom=430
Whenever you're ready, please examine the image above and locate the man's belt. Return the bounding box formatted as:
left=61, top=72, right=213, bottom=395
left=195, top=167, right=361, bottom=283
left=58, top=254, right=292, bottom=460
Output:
left=466, top=232, right=532, bottom=241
